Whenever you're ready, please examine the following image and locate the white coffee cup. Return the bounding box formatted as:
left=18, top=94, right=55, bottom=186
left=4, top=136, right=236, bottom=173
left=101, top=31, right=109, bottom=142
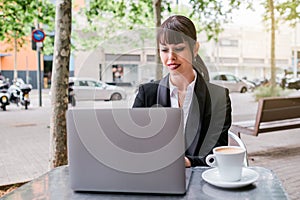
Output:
left=205, top=146, right=246, bottom=182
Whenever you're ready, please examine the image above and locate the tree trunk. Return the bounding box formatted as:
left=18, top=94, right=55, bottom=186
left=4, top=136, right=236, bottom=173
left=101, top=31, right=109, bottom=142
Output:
left=269, top=0, right=276, bottom=95
left=153, top=0, right=162, bottom=80
left=49, top=0, right=72, bottom=169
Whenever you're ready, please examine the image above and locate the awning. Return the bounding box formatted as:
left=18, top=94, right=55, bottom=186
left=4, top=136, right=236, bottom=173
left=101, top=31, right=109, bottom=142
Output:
left=0, top=53, right=12, bottom=57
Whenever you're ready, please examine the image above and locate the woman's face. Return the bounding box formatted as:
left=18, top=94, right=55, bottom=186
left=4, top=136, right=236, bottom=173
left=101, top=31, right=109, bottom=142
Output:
left=159, top=41, right=197, bottom=75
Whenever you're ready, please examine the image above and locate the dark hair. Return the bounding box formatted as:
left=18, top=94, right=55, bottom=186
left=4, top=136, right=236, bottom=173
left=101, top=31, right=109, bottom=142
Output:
left=157, top=15, right=209, bottom=81
left=157, top=15, right=196, bottom=53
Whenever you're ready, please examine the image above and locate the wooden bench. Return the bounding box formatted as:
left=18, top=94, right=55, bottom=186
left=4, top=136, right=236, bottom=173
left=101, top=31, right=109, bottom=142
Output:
left=230, top=96, right=300, bottom=137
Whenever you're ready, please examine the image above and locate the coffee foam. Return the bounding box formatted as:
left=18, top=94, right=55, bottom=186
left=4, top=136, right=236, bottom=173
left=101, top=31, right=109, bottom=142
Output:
left=215, top=147, right=244, bottom=154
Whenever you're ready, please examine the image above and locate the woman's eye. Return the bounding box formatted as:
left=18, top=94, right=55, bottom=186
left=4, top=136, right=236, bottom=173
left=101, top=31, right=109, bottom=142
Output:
left=174, top=47, right=185, bottom=52
left=160, top=48, right=169, bottom=52
left=160, top=46, right=185, bottom=53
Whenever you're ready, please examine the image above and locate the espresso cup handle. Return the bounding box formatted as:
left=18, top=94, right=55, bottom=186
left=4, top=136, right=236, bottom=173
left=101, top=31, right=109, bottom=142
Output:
left=206, top=154, right=217, bottom=167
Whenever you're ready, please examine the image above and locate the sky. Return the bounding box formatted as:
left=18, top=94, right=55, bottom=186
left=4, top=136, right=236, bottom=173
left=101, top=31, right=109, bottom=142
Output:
left=230, top=3, right=265, bottom=27
left=174, top=0, right=265, bottom=28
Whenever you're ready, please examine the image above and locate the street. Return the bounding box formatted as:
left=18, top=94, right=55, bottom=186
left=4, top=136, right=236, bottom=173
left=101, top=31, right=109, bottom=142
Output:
left=0, top=88, right=300, bottom=199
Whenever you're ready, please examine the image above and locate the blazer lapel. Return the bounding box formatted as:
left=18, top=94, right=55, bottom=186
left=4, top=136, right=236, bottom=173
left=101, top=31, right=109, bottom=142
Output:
left=198, top=84, right=227, bottom=156
left=156, top=72, right=213, bottom=158
left=185, top=92, right=200, bottom=153
left=156, top=75, right=171, bottom=107
left=185, top=73, right=208, bottom=156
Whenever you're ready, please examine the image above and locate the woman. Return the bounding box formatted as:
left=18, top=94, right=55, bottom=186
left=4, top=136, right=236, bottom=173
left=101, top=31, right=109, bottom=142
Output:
left=133, top=15, right=231, bottom=167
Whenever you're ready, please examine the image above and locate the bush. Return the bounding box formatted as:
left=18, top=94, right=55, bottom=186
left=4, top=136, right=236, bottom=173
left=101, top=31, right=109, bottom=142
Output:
left=0, top=182, right=26, bottom=198
left=253, top=85, right=291, bottom=101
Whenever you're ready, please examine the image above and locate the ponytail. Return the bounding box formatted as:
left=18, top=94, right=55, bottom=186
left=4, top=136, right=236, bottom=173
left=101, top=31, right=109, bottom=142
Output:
left=193, top=55, right=209, bottom=81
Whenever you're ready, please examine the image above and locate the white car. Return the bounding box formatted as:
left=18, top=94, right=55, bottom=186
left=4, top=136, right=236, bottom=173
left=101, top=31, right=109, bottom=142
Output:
left=69, top=77, right=126, bottom=101
left=210, top=72, right=254, bottom=93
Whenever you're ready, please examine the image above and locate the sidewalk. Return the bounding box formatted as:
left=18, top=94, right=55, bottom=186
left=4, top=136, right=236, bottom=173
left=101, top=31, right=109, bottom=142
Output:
left=0, top=90, right=51, bottom=186
left=230, top=91, right=300, bottom=200
left=0, top=89, right=300, bottom=199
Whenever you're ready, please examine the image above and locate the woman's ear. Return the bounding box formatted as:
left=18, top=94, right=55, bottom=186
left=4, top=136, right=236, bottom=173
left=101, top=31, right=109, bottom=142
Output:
left=194, top=42, right=200, bottom=57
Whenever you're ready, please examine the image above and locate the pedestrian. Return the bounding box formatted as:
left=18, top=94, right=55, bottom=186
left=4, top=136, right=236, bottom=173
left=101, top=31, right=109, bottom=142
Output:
left=133, top=15, right=232, bottom=167
left=281, top=69, right=288, bottom=89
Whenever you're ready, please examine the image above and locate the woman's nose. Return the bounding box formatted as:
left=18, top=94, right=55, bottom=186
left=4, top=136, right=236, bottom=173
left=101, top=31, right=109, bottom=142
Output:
left=168, top=50, right=176, bottom=60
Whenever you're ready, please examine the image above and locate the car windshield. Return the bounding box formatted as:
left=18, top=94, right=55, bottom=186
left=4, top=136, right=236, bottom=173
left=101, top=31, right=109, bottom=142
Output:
left=226, top=75, right=237, bottom=82
left=89, top=81, right=103, bottom=87
left=74, top=80, right=103, bottom=87
left=213, top=75, right=226, bottom=81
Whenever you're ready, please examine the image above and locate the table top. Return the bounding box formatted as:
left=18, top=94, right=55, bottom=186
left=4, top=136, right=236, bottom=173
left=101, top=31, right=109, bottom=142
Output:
left=1, top=166, right=289, bottom=200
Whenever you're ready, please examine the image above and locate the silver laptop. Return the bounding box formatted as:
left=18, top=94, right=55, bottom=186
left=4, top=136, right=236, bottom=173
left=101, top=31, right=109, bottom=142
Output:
left=67, top=107, right=191, bottom=194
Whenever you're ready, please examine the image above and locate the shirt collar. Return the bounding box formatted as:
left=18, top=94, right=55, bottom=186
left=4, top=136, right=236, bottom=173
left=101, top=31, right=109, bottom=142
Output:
left=169, top=70, right=197, bottom=96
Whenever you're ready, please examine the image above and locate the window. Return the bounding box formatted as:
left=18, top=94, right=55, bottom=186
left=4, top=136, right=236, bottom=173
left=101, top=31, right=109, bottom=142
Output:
left=106, top=54, right=140, bottom=62
left=220, top=75, right=227, bottom=81
left=226, top=75, right=238, bottom=82
left=244, top=58, right=264, bottom=64
left=219, top=39, right=238, bottom=47
left=78, top=81, right=88, bottom=86
left=219, top=57, right=239, bottom=63
left=213, top=75, right=227, bottom=81
left=147, top=55, right=155, bottom=62
left=86, top=81, right=97, bottom=87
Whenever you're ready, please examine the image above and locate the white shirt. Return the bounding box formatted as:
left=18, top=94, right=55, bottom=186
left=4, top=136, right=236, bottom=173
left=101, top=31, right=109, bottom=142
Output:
left=169, top=70, right=197, bottom=128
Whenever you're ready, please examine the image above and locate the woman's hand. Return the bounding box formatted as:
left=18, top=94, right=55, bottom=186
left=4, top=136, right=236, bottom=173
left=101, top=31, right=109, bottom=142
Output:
left=185, top=157, right=191, bottom=167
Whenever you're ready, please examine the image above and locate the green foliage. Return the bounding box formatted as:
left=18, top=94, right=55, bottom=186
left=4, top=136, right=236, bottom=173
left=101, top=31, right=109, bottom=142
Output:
left=260, top=0, right=299, bottom=89
left=73, top=0, right=163, bottom=51
left=82, top=0, right=252, bottom=50
left=85, top=0, right=162, bottom=27
left=42, top=34, right=54, bottom=55
left=253, top=85, right=291, bottom=101
left=276, top=0, right=300, bottom=27
left=262, top=0, right=300, bottom=28
left=189, top=0, right=252, bottom=41
left=0, top=0, right=55, bottom=51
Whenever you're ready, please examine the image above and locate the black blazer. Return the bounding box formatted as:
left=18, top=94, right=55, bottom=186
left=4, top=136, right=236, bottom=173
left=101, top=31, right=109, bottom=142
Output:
left=133, top=72, right=232, bottom=166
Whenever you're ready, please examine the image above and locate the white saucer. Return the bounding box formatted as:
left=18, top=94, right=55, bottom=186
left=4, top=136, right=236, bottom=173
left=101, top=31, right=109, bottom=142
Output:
left=202, top=168, right=259, bottom=189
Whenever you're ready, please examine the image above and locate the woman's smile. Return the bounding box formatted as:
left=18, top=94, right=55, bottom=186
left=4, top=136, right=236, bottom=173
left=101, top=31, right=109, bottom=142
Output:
left=167, top=63, right=181, bottom=70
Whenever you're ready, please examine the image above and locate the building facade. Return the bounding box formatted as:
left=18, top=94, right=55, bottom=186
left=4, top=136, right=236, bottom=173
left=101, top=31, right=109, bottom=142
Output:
left=73, top=23, right=300, bottom=85
left=201, top=24, right=299, bottom=81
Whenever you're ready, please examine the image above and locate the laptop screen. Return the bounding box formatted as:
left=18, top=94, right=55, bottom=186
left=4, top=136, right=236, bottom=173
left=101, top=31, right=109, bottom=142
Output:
left=67, top=107, right=187, bottom=194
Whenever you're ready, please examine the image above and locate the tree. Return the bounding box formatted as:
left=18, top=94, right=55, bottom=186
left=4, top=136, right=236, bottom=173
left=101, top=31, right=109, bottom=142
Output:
left=261, top=0, right=300, bottom=95
left=49, top=0, right=72, bottom=168
left=268, top=0, right=276, bottom=95
left=0, top=0, right=55, bottom=79
left=153, top=0, right=163, bottom=80
left=188, top=0, right=252, bottom=41
left=79, top=0, right=171, bottom=80
left=74, top=0, right=158, bottom=50
left=276, top=0, right=300, bottom=26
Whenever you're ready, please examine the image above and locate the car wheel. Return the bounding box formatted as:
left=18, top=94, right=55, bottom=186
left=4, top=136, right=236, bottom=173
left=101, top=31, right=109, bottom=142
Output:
left=110, top=93, right=122, bottom=101
left=240, top=87, right=247, bottom=93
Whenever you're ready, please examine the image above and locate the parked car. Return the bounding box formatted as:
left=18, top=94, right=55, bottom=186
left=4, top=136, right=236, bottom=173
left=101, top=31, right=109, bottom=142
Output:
left=287, top=79, right=300, bottom=90
left=68, top=77, right=126, bottom=103
left=210, top=72, right=255, bottom=93
left=251, top=78, right=269, bottom=87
